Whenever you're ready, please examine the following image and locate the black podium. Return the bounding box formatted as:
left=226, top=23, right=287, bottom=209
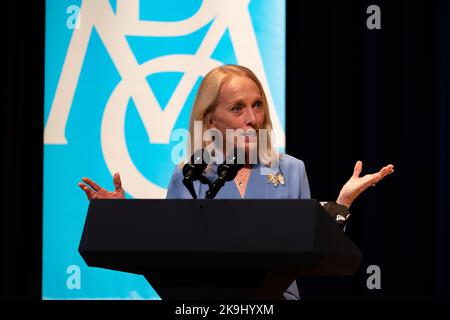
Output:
left=78, top=199, right=362, bottom=300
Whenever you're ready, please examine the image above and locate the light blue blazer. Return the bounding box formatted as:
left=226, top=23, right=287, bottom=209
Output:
left=165, top=153, right=310, bottom=300
left=166, top=153, right=311, bottom=200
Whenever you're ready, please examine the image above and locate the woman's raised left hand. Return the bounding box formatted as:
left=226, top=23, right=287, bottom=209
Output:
left=336, top=161, right=394, bottom=208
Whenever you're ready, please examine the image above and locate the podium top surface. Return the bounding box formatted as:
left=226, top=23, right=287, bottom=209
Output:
left=79, top=199, right=362, bottom=276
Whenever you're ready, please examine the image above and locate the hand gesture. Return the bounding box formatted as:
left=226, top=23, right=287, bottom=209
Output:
left=336, top=161, right=394, bottom=208
left=78, top=173, right=125, bottom=200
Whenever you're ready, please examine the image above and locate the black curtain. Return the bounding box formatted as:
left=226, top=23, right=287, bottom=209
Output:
left=1, top=2, right=44, bottom=299
left=286, top=0, right=449, bottom=299
left=1, top=0, right=449, bottom=300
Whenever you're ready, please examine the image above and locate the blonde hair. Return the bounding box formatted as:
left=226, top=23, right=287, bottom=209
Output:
left=187, top=64, right=277, bottom=166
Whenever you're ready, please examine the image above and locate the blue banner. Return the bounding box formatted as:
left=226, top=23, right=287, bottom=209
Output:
left=43, top=0, right=285, bottom=299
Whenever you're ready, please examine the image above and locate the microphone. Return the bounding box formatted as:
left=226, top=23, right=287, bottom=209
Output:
left=207, top=150, right=245, bottom=199
left=182, top=149, right=211, bottom=199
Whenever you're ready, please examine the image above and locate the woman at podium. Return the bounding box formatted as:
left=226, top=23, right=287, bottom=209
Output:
left=78, top=64, right=394, bottom=300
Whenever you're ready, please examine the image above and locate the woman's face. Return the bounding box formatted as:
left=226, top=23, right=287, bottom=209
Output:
left=208, top=75, right=265, bottom=157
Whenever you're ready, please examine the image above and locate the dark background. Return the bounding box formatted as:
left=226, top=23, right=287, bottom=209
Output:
left=1, top=0, right=449, bottom=300
left=286, top=0, right=449, bottom=300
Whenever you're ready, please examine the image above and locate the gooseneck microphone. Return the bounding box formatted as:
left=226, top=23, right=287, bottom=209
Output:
left=182, top=149, right=212, bottom=199
left=207, top=151, right=244, bottom=199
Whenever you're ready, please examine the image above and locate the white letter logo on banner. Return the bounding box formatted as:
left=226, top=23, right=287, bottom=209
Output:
left=44, top=0, right=285, bottom=198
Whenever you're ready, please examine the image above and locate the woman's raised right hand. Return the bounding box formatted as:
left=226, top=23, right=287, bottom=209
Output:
left=78, top=172, right=125, bottom=200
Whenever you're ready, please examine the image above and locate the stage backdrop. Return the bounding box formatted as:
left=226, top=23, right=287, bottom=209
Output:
left=43, top=0, right=285, bottom=299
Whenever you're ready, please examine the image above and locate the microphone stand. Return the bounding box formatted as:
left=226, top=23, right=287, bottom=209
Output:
left=200, top=175, right=215, bottom=199
left=206, top=163, right=243, bottom=199
left=183, top=149, right=244, bottom=199
left=183, top=174, right=214, bottom=199
left=206, top=176, right=225, bottom=199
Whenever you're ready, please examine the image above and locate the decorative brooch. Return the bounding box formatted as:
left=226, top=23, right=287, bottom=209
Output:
left=266, top=173, right=285, bottom=187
